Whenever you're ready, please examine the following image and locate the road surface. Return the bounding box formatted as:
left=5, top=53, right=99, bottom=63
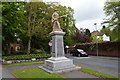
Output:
left=66, top=54, right=119, bottom=77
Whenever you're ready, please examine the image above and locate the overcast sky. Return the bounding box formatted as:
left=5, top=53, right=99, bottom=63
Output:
left=44, top=0, right=107, bottom=32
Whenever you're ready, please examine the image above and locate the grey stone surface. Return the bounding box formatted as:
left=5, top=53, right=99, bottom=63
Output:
left=39, top=31, right=80, bottom=73
left=60, top=70, right=98, bottom=78
left=39, top=57, right=80, bottom=73
left=0, top=64, right=2, bottom=79
left=50, top=31, right=65, bottom=57
left=2, top=68, right=15, bottom=78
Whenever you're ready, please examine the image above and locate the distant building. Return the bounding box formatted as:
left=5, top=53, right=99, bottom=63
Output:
left=10, top=42, right=21, bottom=52
left=103, top=34, right=110, bottom=41
left=91, top=31, right=103, bottom=36
left=91, top=31, right=110, bottom=41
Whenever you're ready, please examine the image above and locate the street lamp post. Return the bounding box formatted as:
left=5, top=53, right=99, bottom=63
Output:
left=94, top=23, right=98, bottom=56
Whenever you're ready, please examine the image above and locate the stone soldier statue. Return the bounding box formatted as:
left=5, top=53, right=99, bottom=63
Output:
left=52, top=9, right=62, bottom=32
left=39, top=9, right=80, bottom=73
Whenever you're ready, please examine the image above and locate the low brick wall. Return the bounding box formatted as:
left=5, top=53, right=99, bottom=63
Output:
left=86, top=50, right=119, bottom=57
left=73, top=41, right=120, bottom=57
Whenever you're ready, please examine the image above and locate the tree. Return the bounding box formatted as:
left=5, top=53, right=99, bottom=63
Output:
left=85, top=29, right=91, bottom=37
left=100, top=25, right=111, bottom=36
left=2, top=2, right=77, bottom=54
left=2, top=2, right=26, bottom=54
left=28, top=2, right=77, bottom=49
left=104, top=1, right=120, bottom=27
left=102, top=1, right=120, bottom=41
left=25, top=2, right=77, bottom=53
left=26, top=2, right=51, bottom=54
left=91, top=34, right=103, bottom=43
left=47, top=3, right=77, bottom=46
left=102, top=25, right=106, bottom=29
left=74, top=28, right=91, bottom=43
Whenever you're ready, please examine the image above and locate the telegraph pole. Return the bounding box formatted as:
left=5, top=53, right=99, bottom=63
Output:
left=94, top=23, right=98, bottom=56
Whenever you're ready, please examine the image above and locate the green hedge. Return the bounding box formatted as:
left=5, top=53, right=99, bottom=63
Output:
left=2, top=54, right=51, bottom=61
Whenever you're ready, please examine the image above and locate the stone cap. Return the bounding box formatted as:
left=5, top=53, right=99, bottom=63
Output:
left=50, top=31, right=65, bottom=36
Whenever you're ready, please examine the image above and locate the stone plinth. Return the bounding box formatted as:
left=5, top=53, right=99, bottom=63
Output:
left=39, top=31, right=80, bottom=73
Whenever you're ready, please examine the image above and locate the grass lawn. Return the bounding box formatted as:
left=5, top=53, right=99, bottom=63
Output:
left=3, top=61, right=43, bottom=67
left=12, top=68, right=63, bottom=79
left=81, top=66, right=119, bottom=79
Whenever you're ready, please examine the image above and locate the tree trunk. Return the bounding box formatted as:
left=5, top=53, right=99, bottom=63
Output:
left=27, top=2, right=32, bottom=54
left=27, top=37, right=31, bottom=54
left=7, top=42, right=11, bottom=55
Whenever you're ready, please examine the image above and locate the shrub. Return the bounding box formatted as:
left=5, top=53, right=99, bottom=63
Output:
left=31, top=48, right=45, bottom=54
left=35, top=49, right=44, bottom=54
left=2, top=54, right=51, bottom=61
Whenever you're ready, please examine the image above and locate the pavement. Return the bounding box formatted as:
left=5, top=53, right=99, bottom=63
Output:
left=0, top=58, right=3, bottom=80
left=59, top=69, right=98, bottom=78
left=2, top=68, right=14, bottom=78
left=0, top=63, right=2, bottom=80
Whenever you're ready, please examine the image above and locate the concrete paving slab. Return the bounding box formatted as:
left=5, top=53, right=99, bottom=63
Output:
left=59, top=70, right=98, bottom=78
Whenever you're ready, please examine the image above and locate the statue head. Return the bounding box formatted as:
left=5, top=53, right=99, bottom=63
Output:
left=54, top=9, right=59, bottom=13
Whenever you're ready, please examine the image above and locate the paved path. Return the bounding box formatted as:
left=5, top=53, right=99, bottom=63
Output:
left=66, top=54, right=119, bottom=77
left=2, top=64, right=98, bottom=78
left=60, top=69, right=98, bottom=78
left=2, top=64, right=41, bottom=78
left=0, top=64, right=2, bottom=80
left=2, top=68, right=15, bottom=78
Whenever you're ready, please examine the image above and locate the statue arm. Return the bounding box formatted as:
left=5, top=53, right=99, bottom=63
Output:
left=52, top=16, right=59, bottom=23
left=52, top=12, right=59, bottom=22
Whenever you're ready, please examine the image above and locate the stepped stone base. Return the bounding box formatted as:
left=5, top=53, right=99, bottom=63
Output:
left=39, top=57, right=80, bottom=73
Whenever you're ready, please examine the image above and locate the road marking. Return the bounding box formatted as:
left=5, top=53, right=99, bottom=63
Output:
left=73, top=57, right=91, bottom=59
